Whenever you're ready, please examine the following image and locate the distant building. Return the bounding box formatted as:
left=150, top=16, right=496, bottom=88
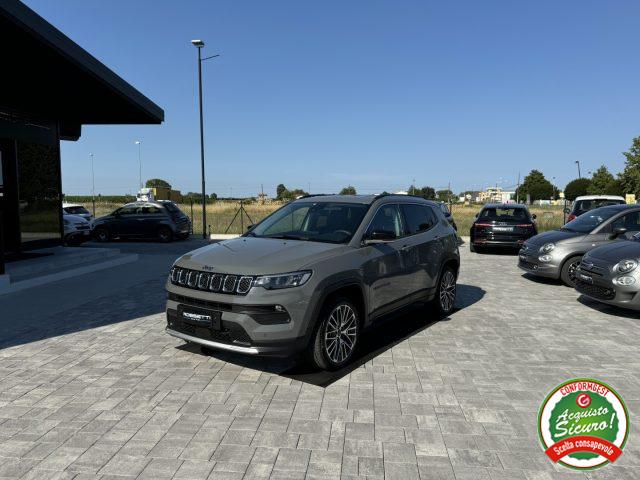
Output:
left=257, top=192, right=270, bottom=204
left=478, top=187, right=515, bottom=204
left=150, top=186, right=182, bottom=202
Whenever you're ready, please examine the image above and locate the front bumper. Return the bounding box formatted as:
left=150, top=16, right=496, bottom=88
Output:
left=517, top=250, right=561, bottom=279
left=165, top=280, right=320, bottom=356
left=575, top=264, right=640, bottom=310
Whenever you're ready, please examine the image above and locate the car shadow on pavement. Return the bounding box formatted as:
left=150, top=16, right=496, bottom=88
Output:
left=577, top=295, right=640, bottom=319
left=471, top=247, right=519, bottom=256
left=192, top=283, right=486, bottom=387
left=520, top=272, right=563, bottom=286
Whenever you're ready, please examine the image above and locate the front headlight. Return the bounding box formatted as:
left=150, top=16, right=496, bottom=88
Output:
left=254, top=271, right=312, bottom=290
left=615, top=276, right=636, bottom=286
left=540, top=243, right=555, bottom=253
left=615, top=259, right=638, bottom=274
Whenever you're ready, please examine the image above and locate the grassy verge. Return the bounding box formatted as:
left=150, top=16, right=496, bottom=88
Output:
left=81, top=200, right=566, bottom=236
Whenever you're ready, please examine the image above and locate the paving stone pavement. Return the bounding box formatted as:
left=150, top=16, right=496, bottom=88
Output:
left=1, top=245, right=639, bottom=479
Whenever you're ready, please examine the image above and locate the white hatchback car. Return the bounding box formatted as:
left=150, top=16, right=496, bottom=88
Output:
left=62, top=203, right=93, bottom=223
left=63, top=214, right=92, bottom=246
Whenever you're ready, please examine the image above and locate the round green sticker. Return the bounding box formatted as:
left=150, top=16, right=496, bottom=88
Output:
left=538, top=378, right=629, bottom=470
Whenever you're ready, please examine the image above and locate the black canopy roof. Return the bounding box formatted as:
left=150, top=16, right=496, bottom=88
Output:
left=0, top=0, right=164, bottom=132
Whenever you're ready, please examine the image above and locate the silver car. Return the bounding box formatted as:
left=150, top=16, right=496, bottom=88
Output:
left=575, top=236, right=640, bottom=310
left=518, top=204, right=640, bottom=286
left=166, top=194, right=459, bottom=370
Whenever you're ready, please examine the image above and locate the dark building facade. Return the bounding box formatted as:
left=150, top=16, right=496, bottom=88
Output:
left=0, top=0, right=163, bottom=260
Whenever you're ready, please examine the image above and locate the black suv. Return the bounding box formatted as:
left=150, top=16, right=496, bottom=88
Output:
left=93, top=200, right=191, bottom=242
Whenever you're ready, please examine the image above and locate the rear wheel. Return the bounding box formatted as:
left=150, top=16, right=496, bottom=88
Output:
left=308, top=297, right=359, bottom=371
left=158, top=226, right=173, bottom=243
left=432, top=265, right=457, bottom=316
left=94, top=227, right=110, bottom=242
left=560, top=255, right=582, bottom=287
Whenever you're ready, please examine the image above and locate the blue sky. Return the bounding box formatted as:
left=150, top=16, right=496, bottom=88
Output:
left=26, top=0, right=640, bottom=197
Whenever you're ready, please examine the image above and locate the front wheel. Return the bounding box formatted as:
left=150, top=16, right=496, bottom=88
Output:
left=560, top=255, right=582, bottom=287
left=93, top=228, right=110, bottom=242
left=433, top=265, right=457, bottom=316
left=309, top=297, right=359, bottom=371
left=157, top=226, right=173, bottom=243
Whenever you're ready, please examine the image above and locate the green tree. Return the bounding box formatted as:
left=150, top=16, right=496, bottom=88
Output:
left=436, top=189, right=453, bottom=202
left=587, top=165, right=616, bottom=195
left=409, top=185, right=436, bottom=199
left=276, top=184, right=288, bottom=200
left=516, top=170, right=555, bottom=202
left=209, top=192, right=218, bottom=200
left=564, top=178, right=591, bottom=201
left=145, top=178, right=171, bottom=189
left=620, top=136, right=640, bottom=196
left=339, top=185, right=357, bottom=195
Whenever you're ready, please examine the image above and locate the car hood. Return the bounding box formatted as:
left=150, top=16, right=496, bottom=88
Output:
left=175, top=237, right=350, bottom=275
left=526, top=229, right=584, bottom=246
left=586, top=240, right=640, bottom=262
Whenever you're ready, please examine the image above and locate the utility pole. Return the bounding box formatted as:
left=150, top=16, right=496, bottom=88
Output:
left=191, top=39, right=220, bottom=239
left=134, top=141, right=142, bottom=189
left=575, top=160, right=581, bottom=179
left=516, top=172, right=521, bottom=203
left=90, top=153, right=96, bottom=217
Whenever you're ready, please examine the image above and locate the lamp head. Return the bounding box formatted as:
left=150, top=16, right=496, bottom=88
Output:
left=191, top=39, right=205, bottom=47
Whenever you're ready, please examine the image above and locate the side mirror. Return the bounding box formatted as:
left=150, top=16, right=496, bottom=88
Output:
left=531, top=214, right=537, bottom=220
left=474, top=213, right=479, bottom=218
left=363, top=230, right=396, bottom=244
left=610, top=226, right=627, bottom=239
left=563, top=207, right=570, bottom=214
left=246, top=224, right=254, bottom=231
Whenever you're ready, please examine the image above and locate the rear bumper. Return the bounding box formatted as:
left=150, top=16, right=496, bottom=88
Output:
left=473, top=238, right=527, bottom=248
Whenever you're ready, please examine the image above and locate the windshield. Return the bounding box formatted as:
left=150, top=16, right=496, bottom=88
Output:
left=64, top=206, right=90, bottom=215
left=562, top=206, right=620, bottom=233
left=249, top=202, right=370, bottom=244
left=478, top=206, right=530, bottom=223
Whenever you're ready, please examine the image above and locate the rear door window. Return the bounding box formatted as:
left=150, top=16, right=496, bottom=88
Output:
left=401, top=204, right=436, bottom=235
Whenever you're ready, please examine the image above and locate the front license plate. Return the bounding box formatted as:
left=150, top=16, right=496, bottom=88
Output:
left=493, top=226, right=513, bottom=232
left=179, top=306, right=221, bottom=330
left=578, top=273, right=593, bottom=284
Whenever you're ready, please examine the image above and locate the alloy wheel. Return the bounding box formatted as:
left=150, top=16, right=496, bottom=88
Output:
left=567, top=260, right=579, bottom=283
left=324, top=304, right=357, bottom=365
left=439, top=269, right=457, bottom=313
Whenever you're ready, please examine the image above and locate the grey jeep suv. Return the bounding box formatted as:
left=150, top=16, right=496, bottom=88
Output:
left=166, top=194, right=460, bottom=370
left=518, top=204, right=640, bottom=286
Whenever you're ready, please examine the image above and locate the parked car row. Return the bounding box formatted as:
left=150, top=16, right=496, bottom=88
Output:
left=519, top=203, right=640, bottom=310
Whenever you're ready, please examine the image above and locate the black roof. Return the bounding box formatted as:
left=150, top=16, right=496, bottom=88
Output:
left=0, top=0, right=163, bottom=130
left=482, top=203, right=528, bottom=209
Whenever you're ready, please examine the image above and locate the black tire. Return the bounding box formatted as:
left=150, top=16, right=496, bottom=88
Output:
left=308, top=297, right=360, bottom=371
left=432, top=265, right=457, bottom=316
left=560, top=255, right=582, bottom=287
left=157, top=226, right=173, bottom=243
left=94, top=227, right=110, bottom=242
left=469, top=243, right=476, bottom=253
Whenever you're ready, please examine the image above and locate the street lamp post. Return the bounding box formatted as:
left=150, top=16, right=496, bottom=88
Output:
left=90, top=153, right=96, bottom=217
left=191, top=39, right=219, bottom=239
left=135, top=140, right=142, bottom=190
left=575, top=160, right=581, bottom=179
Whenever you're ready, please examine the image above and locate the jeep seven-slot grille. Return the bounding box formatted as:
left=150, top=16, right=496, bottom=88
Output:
left=170, top=267, right=254, bottom=295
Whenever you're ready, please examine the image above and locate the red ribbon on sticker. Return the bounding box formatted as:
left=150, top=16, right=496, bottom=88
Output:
left=545, top=436, right=623, bottom=463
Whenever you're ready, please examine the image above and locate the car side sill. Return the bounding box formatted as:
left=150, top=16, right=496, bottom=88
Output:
left=166, top=328, right=260, bottom=354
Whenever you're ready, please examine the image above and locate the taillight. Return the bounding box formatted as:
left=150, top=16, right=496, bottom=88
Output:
left=474, top=223, right=492, bottom=228
left=567, top=214, right=576, bottom=223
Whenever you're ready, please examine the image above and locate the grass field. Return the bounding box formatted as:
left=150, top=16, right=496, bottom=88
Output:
left=81, top=200, right=566, bottom=236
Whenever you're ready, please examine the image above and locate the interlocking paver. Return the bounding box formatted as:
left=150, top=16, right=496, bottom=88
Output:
left=0, top=245, right=638, bottom=479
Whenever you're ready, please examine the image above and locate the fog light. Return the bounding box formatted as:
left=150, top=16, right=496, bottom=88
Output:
left=538, top=255, right=552, bottom=262
left=615, top=276, right=636, bottom=286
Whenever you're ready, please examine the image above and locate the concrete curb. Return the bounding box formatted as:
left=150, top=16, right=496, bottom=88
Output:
left=0, top=253, right=139, bottom=296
